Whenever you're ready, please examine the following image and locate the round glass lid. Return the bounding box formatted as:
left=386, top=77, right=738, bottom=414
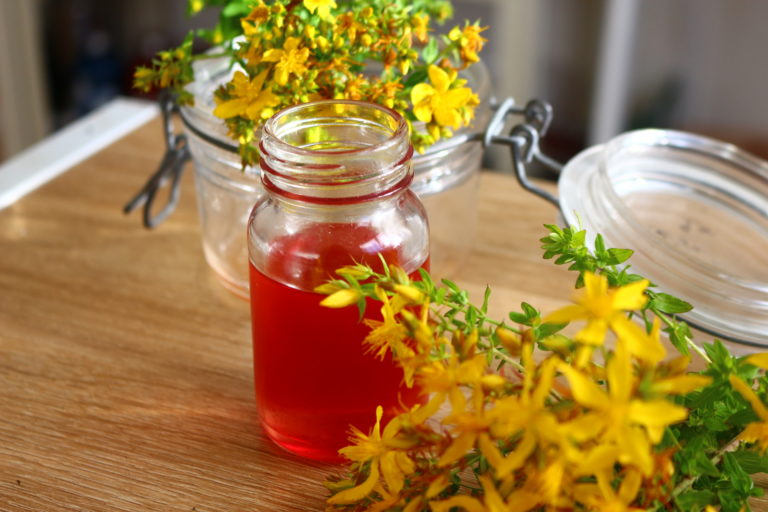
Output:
left=559, top=129, right=768, bottom=348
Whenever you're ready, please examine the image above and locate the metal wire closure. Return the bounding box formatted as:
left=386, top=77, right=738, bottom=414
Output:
left=124, top=94, right=564, bottom=228
left=483, top=98, right=562, bottom=213
left=123, top=89, right=191, bottom=228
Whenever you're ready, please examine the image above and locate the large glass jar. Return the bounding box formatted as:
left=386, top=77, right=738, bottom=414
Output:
left=246, top=100, right=429, bottom=461
left=180, top=54, right=490, bottom=297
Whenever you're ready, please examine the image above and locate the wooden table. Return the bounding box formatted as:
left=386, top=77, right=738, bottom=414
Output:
left=0, top=116, right=744, bottom=510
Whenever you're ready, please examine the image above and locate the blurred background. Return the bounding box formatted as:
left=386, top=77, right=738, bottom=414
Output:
left=2, top=0, right=768, bottom=172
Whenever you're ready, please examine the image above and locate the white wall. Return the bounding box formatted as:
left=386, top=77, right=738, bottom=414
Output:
left=0, top=0, right=50, bottom=160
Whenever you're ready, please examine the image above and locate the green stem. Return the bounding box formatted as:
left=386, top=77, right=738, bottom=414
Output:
left=654, top=309, right=711, bottom=364
left=667, top=435, right=740, bottom=504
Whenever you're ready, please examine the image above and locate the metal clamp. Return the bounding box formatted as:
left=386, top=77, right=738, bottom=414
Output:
left=123, top=89, right=191, bottom=228
left=483, top=98, right=563, bottom=212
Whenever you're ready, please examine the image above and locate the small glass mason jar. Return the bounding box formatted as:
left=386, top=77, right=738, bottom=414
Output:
left=246, top=100, right=429, bottom=461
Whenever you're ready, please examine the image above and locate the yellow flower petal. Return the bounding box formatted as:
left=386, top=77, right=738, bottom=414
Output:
left=320, top=288, right=361, bottom=308
left=628, top=399, right=688, bottom=433
left=651, top=374, right=712, bottom=395
left=618, top=468, right=643, bottom=504
left=576, top=318, right=609, bottom=345
left=730, top=374, right=768, bottom=421
left=618, top=425, right=653, bottom=475
left=274, top=66, right=289, bottom=86
left=583, top=272, right=608, bottom=298
left=479, top=474, right=508, bottom=512
left=284, top=36, right=300, bottom=51
left=427, top=64, right=451, bottom=92
left=393, top=284, right=424, bottom=303
left=747, top=353, right=768, bottom=370
left=438, top=431, right=477, bottom=467
left=261, top=48, right=283, bottom=62
left=612, top=279, right=649, bottom=310
left=430, top=496, right=486, bottom=512
left=433, top=105, right=462, bottom=130
left=740, top=421, right=768, bottom=451
left=559, top=363, right=610, bottom=410
left=413, top=103, right=433, bottom=124
left=575, top=445, right=620, bottom=476
left=560, top=412, right=604, bottom=442
left=544, top=304, right=588, bottom=324
left=497, top=429, right=536, bottom=476
left=426, top=474, right=450, bottom=499
left=326, top=463, right=380, bottom=505
left=607, top=340, right=632, bottom=401
left=442, top=86, right=473, bottom=109
left=213, top=98, right=251, bottom=119
left=477, top=433, right=504, bottom=472
left=612, top=315, right=666, bottom=364
left=380, top=451, right=405, bottom=495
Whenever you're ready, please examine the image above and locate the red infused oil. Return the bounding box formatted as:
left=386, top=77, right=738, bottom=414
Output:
left=249, top=223, right=427, bottom=462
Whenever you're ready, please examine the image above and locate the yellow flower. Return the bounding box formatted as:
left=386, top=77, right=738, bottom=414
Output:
left=213, top=70, right=280, bottom=121
left=362, top=285, right=409, bottom=361
left=245, top=4, right=270, bottom=24
left=730, top=374, right=768, bottom=452
left=545, top=272, right=654, bottom=354
left=262, top=37, right=310, bottom=86
left=303, top=0, right=336, bottom=19
left=449, top=23, right=488, bottom=64
left=482, top=350, right=561, bottom=478
left=328, top=407, right=416, bottom=504
left=334, top=12, right=365, bottom=41
left=411, top=14, right=430, bottom=44
left=558, top=342, right=688, bottom=475
left=573, top=468, right=645, bottom=511
left=411, top=65, right=473, bottom=129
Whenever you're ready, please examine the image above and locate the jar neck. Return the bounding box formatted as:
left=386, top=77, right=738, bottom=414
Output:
left=259, top=100, right=413, bottom=204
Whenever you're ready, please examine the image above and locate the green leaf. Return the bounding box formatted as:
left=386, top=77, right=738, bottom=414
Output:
left=521, top=302, right=538, bottom=319
left=731, top=450, right=768, bottom=474
left=691, top=449, right=721, bottom=477
left=651, top=292, right=694, bottom=314
left=675, top=489, right=716, bottom=511
left=543, top=223, right=563, bottom=236
left=441, top=279, right=460, bottom=293
left=422, top=37, right=439, bottom=64
left=594, top=233, right=606, bottom=257
left=606, top=247, right=633, bottom=265
left=572, top=229, right=587, bottom=247
left=535, top=323, right=567, bottom=339
left=481, top=286, right=491, bottom=315
left=508, top=312, right=529, bottom=324
left=705, top=340, right=735, bottom=371
left=403, top=68, right=429, bottom=88
left=720, top=453, right=756, bottom=505
left=222, top=1, right=249, bottom=16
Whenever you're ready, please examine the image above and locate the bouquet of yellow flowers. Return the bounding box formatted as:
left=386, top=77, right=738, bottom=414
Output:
left=133, top=0, right=487, bottom=163
left=319, top=226, right=768, bottom=512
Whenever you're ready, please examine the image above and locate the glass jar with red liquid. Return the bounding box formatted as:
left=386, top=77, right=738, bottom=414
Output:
left=247, top=100, right=429, bottom=462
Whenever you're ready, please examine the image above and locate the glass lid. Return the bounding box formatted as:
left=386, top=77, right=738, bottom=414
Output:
left=559, top=129, right=768, bottom=348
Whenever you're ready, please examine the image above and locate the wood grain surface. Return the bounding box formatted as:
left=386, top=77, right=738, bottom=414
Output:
left=1, top=117, right=762, bottom=511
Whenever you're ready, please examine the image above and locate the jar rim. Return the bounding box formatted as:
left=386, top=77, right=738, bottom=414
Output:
left=262, top=100, right=409, bottom=158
